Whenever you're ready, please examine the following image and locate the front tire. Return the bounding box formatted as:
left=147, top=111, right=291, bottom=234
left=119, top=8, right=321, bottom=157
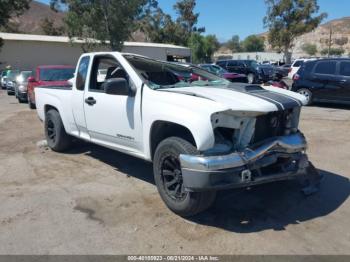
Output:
left=247, top=73, right=255, bottom=84
left=18, top=97, right=27, bottom=103
left=297, top=88, right=313, bottom=105
left=45, top=109, right=72, bottom=152
left=153, top=137, right=216, bottom=217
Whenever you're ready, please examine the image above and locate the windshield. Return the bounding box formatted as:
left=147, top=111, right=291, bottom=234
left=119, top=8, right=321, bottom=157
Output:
left=39, top=68, right=74, bottom=81
left=7, top=70, right=20, bottom=80
left=211, top=65, right=227, bottom=74
left=124, top=55, right=229, bottom=90
left=17, top=71, right=32, bottom=83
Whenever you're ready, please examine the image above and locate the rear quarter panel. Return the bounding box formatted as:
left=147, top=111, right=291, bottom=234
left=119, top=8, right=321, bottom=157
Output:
left=35, top=87, right=77, bottom=135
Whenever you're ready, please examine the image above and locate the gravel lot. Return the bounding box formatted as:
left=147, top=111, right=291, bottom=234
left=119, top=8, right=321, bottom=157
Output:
left=0, top=89, right=349, bottom=255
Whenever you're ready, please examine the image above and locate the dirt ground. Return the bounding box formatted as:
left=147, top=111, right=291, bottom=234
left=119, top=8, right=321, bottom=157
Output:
left=0, top=89, right=349, bottom=255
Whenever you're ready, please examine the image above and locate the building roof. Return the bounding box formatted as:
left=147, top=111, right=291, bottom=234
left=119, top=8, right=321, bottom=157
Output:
left=0, top=32, right=189, bottom=50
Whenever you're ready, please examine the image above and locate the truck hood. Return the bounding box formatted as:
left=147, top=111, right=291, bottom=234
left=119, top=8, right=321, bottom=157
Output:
left=161, top=83, right=306, bottom=113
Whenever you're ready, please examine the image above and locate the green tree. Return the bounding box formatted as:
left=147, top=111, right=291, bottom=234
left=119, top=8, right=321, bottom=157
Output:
left=226, top=35, right=242, bottom=52
left=188, top=33, right=205, bottom=63
left=301, top=43, right=318, bottom=56
left=241, top=35, right=265, bottom=52
left=203, top=34, right=220, bottom=62
left=264, top=0, right=327, bottom=63
left=187, top=34, right=219, bottom=63
left=139, top=0, right=205, bottom=48
left=51, top=0, right=156, bottom=51
left=0, top=0, right=30, bottom=50
left=138, top=6, right=184, bottom=45
left=321, top=48, right=344, bottom=56
left=40, top=17, right=65, bottom=36
left=174, top=0, right=205, bottom=45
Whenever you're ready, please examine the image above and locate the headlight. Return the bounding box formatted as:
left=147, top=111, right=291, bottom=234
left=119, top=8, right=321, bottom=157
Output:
left=211, top=111, right=257, bottom=151
left=18, top=85, right=27, bottom=92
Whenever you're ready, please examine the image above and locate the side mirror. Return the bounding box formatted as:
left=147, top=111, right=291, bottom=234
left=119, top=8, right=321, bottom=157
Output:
left=104, top=78, right=134, bottom=96
left=67, top=77, right=74, bottom=86
left=28, top=76, right=36, bottom=83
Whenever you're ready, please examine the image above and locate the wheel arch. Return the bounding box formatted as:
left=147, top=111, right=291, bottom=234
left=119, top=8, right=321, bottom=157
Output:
left=43, top=104, right=70, bottom=133
left=149, top=120, right=197, bottom=160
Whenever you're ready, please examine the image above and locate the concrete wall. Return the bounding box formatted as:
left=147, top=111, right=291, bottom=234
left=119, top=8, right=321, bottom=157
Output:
left=0, top=40, right=191, bottom=71
left=0, top=40, right=84, bottom=71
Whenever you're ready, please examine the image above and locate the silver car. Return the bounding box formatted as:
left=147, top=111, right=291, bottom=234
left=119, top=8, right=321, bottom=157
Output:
left=5, top=70, right=20, bottom=95
left=14, top=70, right=33, bottom=102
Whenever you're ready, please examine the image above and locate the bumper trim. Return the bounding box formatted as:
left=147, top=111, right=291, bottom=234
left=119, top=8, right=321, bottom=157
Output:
left=180, top=133, right=307, bottom=172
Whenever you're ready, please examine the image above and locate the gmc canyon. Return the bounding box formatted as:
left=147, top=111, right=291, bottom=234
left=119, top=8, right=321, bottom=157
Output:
left=35, top=52, right=320, bottom=217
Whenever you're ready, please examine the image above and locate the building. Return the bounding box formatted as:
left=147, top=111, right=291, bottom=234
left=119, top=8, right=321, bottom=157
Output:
left=0, top=32, right=191, bottom=71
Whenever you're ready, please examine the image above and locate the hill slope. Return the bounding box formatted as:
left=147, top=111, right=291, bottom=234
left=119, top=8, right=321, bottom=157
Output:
left=8, top=1, right=65, bottom=35
left=262, top=17, right=350, bottom=57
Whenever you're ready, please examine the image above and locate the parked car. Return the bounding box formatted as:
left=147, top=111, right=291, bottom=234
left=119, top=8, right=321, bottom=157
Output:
left=5, top=70, right=20, bottom=95
left=1, top=70, right=9, bottom=89
left=35, top=52, right=320, bottom=217
left=199, top=64, right=248, bottom=83
left=262, top=73, right=289, bottom=90
left=14, top=70, right=33, bottom=103
left=288, top=59, right=316, bottom=79
left=275, top=64, right=291, bottom=77
left=292, top=58, right=350, bottom=105
left=216, top=59, right=274, bottom=84
left=27, top=65, right=75, bottom=109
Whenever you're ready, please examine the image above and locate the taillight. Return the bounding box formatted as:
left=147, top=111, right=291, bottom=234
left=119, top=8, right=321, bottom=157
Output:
left=293, top=73, right=300, bottom=81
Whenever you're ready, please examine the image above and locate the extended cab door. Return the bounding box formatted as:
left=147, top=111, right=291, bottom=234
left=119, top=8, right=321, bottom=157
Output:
left=83, top=54, right=143, bottom=154
left=72, top=55, right=91, bottom=139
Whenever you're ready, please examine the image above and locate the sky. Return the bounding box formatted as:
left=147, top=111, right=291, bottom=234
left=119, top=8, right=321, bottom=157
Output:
left=38, top=0, right=350, bottom=42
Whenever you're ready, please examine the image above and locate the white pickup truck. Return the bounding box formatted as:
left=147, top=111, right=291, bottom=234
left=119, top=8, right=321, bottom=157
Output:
left=36, top=52, right=320, bottom=217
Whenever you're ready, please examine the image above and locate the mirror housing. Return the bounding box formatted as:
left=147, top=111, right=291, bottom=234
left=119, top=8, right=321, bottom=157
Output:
left=27, top=76, right=36, bottom=83
left=104, top=78, right=134, bottom=96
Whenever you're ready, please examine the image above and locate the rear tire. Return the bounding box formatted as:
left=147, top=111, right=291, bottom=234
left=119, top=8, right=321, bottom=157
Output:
left=28, top=94, right=36, bottom=109
left=297, top=88, right=313, bottom=105
left=153, top=137, right=216, bottom=217
left=45, top=109, right=72, bottom=152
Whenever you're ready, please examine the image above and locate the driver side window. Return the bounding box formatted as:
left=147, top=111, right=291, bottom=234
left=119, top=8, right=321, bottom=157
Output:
left=89, top=56, right=129, bottom=92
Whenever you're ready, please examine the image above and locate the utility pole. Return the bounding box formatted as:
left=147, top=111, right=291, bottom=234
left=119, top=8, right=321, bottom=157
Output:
left=328, top=27, right=333, bottom=57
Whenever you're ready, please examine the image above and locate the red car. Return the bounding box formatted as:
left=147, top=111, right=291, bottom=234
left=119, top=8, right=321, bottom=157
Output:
left=27, top=65, right=75, bottom=109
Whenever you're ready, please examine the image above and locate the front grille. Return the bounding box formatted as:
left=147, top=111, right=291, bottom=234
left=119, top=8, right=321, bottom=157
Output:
left=252, top=111, right=289, bottom=144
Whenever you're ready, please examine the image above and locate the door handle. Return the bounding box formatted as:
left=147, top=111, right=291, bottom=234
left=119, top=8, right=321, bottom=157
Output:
left=85, top=97, right=96, bottom=105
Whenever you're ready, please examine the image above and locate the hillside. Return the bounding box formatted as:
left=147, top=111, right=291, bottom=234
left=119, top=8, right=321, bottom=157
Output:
left=5, top=1, right=149, bottom=41
left=262, top=17, right=350, bottom=57
left=8, top=1, right=65, bottom=35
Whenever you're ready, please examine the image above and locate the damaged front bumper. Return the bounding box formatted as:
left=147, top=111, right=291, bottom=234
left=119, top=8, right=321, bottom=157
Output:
left=180, top=132, right=310, bottom=191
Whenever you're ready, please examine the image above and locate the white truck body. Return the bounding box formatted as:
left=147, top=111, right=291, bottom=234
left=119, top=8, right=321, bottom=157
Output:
left=35, top=52, right=318, bottom=216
